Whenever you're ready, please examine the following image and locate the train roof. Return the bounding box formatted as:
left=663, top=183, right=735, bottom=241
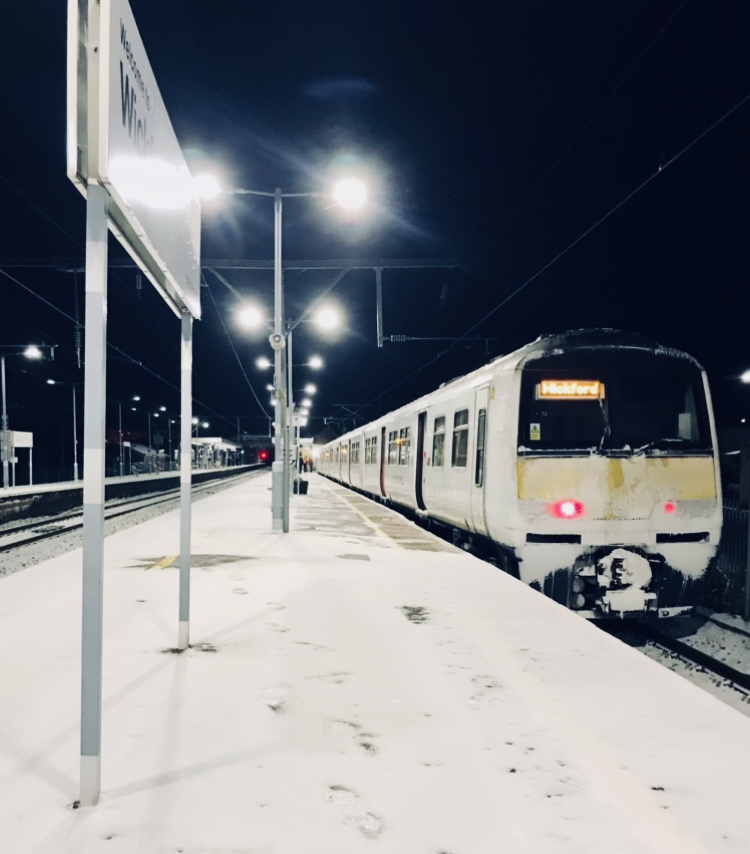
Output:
left=495, top=328, right=704, bottom=370
left=321, top=329, right=704, bottom=446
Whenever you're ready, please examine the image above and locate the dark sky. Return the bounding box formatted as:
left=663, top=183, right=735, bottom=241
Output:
left=0, top=1, right=747, bottom=466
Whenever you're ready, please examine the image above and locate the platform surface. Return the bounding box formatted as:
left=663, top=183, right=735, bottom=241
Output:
left=0, top=472, right=747, bottom=853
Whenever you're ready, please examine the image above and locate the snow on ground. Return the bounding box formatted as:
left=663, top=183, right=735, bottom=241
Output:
left=0, top=473, right=748, bottom=853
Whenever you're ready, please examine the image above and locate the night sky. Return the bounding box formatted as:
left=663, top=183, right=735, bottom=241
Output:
left=0, top=2, right=747, bottom=472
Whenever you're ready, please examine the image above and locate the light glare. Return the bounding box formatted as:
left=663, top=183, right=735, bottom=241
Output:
left=316, top=308, right=339, bottom=330
left=239, top=305, right=264, bottom=329
left=193, top=173, right=222, bottom=200
left=332, top=178, right=367, bottom=210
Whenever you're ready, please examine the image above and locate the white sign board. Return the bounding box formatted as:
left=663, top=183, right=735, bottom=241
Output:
left=12, top=431, right=33, bottom=449
left=67, top=0, right=202, bottom=319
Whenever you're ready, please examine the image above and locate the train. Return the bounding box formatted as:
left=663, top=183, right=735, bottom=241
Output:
left=317, top=329, right=723, bottom=618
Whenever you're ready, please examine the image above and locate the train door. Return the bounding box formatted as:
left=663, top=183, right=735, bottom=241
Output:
left=415, top=411, right=427, bottom=510
left=347, top=439, right=352, bottom=482
left=379, top=426, right=387, bottom=497
left=470, top=386, right=489, bottom=536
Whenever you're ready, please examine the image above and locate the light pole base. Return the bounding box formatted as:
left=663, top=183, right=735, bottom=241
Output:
left=271, top=461, right=284, bottom=530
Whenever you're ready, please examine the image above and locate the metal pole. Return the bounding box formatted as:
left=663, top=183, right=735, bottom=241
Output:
left=376, top=267, right=384, bottom=348
left=287, top=328, right=294, bottom=500
left=272, top=187, right=287, bottom=531
left=1, top=354, right=8, bottom=489
left=147, top=412, right=152, bottom=472
left=118, top=402, right=123, bottom=477
left=79, top=180, right=109, bottom=807
left=178, top=312, right=193, bottom=649
left=168, top=418, right=172, bottom=471
left=72, top=383, right=79, bottom=481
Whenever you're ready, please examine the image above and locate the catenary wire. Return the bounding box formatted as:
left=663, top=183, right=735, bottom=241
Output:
left=204, top=278, right=271, bottom=419
left=369, top=91, right=750, bottom=404
left=415, top=0, right=693, bottom=330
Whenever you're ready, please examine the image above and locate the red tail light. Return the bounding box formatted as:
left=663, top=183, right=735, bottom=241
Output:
left=664, top=501, right=676, bottom=514
left=549, top=499, right=585, bottom=519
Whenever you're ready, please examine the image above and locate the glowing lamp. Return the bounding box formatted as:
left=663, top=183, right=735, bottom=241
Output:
left=549, top=499, right=585, bottom=520
left=664, top=502, right=676, bottom=514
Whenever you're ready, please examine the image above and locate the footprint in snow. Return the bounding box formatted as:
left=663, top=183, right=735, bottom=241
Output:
left=323, top=784, right=385, bottom=839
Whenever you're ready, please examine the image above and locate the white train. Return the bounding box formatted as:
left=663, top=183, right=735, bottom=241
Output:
left=317, top=329, right=722, bottom=618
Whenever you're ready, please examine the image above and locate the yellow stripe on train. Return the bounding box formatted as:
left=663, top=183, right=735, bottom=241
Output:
left=517, top=456, right=716, bottom=520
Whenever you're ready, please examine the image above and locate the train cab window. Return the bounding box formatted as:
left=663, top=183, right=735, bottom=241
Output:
left=611, top=375, right=708, bottom=449
left=388, top=430, right=399, bottom=464
left=432, top=416, right=446, bottom=466
left=519, top=364, right=711, bottom=454
left=399, top=427, right=411, bottom=465
left=474, top=409, right=486, bottom=486
left=452, top=409, right=469, bottom=467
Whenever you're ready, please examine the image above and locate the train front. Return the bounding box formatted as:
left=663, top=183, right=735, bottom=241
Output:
left=512, top=334, right=722, bottom=618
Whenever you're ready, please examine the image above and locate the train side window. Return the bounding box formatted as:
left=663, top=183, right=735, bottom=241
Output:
left=452, top=409, right=469, bottom=467
left=388, top=430, right=399, bottom=464
left=432, top=416, right=446, bottom=466
left=474, top=409, right=486, bottom=486
left=399, top=427, right=411, bottom=465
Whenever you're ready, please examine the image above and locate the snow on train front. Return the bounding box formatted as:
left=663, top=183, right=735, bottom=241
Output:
left=510, top=331, right=722, bottom=618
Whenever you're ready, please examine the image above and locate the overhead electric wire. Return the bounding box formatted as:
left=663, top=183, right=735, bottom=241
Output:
left=204, top=278, right=271, bottom=419
left=0, top=173, right=84, bottom=251
left=0, top=265, right=232, bottom=423
left=421, top=0, right=692, bottom=327
left=356, top=0, right=695, bottom=418
left=370, top=91, right=750, bottom=404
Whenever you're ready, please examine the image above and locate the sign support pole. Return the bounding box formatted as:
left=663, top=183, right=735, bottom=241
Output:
left=80, top=181, right=109, bottom=807
left=178, top=311, right=193, bottom=649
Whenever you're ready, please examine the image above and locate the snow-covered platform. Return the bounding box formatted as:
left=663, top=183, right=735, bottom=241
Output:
left=1, top=472, right=747, bottom=853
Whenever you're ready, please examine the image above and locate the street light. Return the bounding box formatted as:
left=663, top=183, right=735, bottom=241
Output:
left=1, top=344, right=55, bottom=489
left=198, top=176, right=367, bottom=533
left=46, top=379, right=80, bottom=482
left=115, top=395, right=141, bottom=477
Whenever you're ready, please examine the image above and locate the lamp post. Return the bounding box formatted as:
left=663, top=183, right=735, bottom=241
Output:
left=115, top=395, right=140, bottom=477
left=199, top=175, right=367, bottom=532
left=1, top=344, right=54, bottom=489
left=46, top=380, right=80, bottom=482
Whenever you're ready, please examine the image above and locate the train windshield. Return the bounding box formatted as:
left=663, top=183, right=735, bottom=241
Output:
left=518, top=356, right=712, bottom=455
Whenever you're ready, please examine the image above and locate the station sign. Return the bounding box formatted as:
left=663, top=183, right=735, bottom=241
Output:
left=67, top=0, right=202, bottom=319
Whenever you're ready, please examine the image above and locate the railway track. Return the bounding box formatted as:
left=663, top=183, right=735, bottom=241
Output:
left=600, top=619, right=750, bottom=693
left=0, top=470, right=261, bottom=556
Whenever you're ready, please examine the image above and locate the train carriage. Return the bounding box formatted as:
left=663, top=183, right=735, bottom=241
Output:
left=318, top=330, right=722, bottom=618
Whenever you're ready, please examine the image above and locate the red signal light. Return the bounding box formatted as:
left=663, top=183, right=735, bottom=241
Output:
left=259, top=450, right=269, bottom=461
left=664, top=501, right=676, bottom=514
left=549, top=499, right=585, bottom=519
